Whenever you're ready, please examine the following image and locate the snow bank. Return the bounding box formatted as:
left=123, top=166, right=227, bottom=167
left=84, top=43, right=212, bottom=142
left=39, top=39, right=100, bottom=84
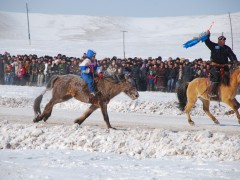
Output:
left=1, top=121, right=239, bottom=161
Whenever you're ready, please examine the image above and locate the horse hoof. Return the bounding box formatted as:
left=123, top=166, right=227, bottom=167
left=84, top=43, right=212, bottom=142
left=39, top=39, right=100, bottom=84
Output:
left=33, top=115, right=40, bottom=123
left=109, top=127, right=116, bottom=130
left=74, top=119, right=82, bottom=125
left=225, top=110, right=234, bottom=115
left=74, top=119, right=78, bottom=124
left=189, top=121, right=195, bottom=126
left=33, top=118, right=38, bottom=123
left=214, top=121, right=220, bottom=125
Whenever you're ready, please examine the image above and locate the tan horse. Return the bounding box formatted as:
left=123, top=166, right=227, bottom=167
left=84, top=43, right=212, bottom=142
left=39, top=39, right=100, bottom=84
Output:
left=33, top=74, right=139, bottom=129
left=177, top=68, right=240, bottom=125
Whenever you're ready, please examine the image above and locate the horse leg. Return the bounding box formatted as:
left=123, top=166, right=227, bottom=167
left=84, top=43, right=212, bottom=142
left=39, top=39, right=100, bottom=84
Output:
left=185, top=102, right=195, bottom=126
left=33, top=99, right=55, bottom=122
left=34, top=95, right=72, bottom=123
left=224, top=99, right=240, bottom=124
left=184, top=95, right=197, bottom=126
left=74, top=105, right=98, bottom=125
left=224, top=98, right=240, bottom=115
left=43, top=111, right=52, bottom=122
left=99, top=102, right=113, bottom=129
left=200, top=98, right=220, bottom=124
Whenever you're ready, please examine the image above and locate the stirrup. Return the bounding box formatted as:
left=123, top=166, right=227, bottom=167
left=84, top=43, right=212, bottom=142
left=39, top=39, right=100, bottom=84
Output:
left=208, top=93, right=218, bottom=98
left=209, top=93, right=217, bottom=98
left=89, top=94, right=98, bottom=104
left=90, top=92, right=96, bottom=97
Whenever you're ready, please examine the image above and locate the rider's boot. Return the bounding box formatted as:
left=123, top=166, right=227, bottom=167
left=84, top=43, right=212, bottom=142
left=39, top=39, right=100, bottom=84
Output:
left=209, top=82, right=219, bottom=98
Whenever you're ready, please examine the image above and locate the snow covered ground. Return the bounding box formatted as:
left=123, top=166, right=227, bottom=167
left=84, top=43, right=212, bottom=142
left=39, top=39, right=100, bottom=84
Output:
left=0, top=11, right=240, bottom=179
left=0, top=85, right=240, bottom=179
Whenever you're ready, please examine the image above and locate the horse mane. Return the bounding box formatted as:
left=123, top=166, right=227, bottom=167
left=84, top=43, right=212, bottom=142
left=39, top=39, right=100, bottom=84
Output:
left=103, top=74, right=126, bottom=83
left=221, top=72, right=230, bottom=86
left=222, top=68, right=239, bottom=86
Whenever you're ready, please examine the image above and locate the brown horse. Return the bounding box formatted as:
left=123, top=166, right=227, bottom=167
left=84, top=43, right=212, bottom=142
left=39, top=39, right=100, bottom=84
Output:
left=33, top=74, right=139, bottom=128
left=177, top=68, right=240, bottom=125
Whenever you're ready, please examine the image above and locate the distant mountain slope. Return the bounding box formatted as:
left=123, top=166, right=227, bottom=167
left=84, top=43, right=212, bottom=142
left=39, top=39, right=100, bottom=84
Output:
left=0, top=11, right=239, bottom=59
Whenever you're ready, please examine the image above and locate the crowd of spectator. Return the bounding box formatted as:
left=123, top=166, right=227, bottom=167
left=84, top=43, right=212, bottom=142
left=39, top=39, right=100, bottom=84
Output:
left=0, top=51, right=236, bottom=92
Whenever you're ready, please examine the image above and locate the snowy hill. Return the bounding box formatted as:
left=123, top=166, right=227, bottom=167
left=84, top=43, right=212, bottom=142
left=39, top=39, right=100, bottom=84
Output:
left=0, top=11, right=240, bottom=59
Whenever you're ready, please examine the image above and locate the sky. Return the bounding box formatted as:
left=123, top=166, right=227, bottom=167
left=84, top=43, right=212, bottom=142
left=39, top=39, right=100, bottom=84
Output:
left=0, top=0, right=240, bottom=17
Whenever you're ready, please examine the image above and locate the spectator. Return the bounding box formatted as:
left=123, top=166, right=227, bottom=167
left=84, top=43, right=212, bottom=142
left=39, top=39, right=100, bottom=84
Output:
left=24, top=59, right=31, bottom=85
left=131, top=61, right=141, bottom=90
left=36, top=59, right=45, bottom=86
left=166, top=63, right=177, bottom=92
left=0, top=56, right=5, bottom=84
left=191, top=63, right=200, bottom=80
left=4, top=61, right=12, bottom=85
left=139, top=62, right=147, bottom=91
left=146, top=71, right=156, bottom=91
left=105, top=64, right=115, bottom=76
left=59, top=59, right=67, bottom=75
left=17, top=63, right=26, bottom=85
left=155, top=62, right=166, bottom=91
left=69, top=59, right=79, bottom=75
left=51, top=60, right=59, bottom=75
left=182, top=59, right=192, bottom=83
left=201, top=68, right=208, bottom=78
left=176, top=63, right=183, bottom=90
left=29, top=58, right=38, bottom=86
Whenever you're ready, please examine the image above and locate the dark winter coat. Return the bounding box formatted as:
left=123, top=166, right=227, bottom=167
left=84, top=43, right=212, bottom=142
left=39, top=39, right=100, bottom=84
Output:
left=166, top=67, right=176, bottom=80
left=183, top=63, right=192, bottom=82
left=131, top=65, right=140, bottom=79
left=156, top=67, right=166, bottom=88
left=205, top=36, right=238, bottom=64
left=0, top=59, right=4, bottom=76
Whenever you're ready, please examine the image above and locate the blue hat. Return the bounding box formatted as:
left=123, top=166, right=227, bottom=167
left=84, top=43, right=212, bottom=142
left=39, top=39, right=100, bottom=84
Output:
left=86, top=50, right=96, bottom=59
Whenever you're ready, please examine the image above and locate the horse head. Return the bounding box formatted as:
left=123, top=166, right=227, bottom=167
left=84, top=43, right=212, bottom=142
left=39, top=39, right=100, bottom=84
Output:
left=121, top=74, right=139, bottom=100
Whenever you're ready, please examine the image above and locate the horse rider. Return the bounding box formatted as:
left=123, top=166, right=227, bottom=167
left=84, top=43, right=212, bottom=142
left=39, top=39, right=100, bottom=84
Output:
left=79, top=50, right=102, bottom=97
left=205, top=30, right=238, bottom=97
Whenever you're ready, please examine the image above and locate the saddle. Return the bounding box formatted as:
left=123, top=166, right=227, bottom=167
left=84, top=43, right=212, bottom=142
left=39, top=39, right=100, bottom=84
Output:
left=206, top=80, right=220, bottom=100
left=88, top=93, right=99, bottom=105
left=206, top=62, right=230, bottom=100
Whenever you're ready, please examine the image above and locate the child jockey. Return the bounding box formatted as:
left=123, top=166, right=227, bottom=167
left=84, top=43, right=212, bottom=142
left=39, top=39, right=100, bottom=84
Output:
left=79, top=49, right=102, bottom=97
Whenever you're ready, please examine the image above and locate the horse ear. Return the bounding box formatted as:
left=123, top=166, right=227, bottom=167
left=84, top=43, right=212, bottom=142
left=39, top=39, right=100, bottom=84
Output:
left=124, top=74, right=134, bottom=84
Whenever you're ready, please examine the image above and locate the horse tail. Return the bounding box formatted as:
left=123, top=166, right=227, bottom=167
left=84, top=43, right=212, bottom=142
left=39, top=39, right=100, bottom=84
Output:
left=177, top=82, right=189, bottom=111
left=33, top=75, right=59, bottom=116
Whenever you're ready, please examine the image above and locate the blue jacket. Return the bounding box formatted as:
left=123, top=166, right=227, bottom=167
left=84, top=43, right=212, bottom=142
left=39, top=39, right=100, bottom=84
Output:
left=79, top=58, right=99, bottom=76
